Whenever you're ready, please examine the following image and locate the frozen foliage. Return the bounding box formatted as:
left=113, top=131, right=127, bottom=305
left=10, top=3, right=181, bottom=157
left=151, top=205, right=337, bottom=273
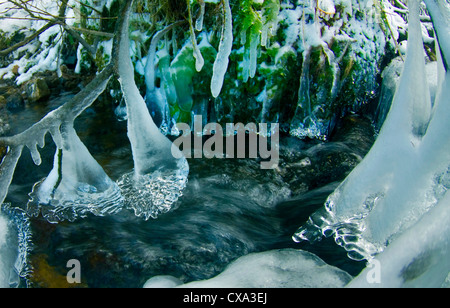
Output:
left=117, top=6, right=189, bottom=220
left=145, top=249, right=352, bottom=288
left=287, top=0, right=389, bottom=139
left=294, top=0, right=450, bottom=275
left=210, top=0, right=233, bottom=98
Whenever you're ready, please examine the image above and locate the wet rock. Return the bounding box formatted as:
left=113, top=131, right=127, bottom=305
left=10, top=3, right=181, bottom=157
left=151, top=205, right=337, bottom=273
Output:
left=5, top=90, right=24, bottom=111
left=25, top=77, right=51, bottom=103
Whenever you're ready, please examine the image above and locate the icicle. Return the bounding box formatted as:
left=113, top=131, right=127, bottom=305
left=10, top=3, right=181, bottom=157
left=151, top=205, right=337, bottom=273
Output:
left=195, top=0, right=206, bottom=32
left=249, top=30, right=260, bottom=79
left=289, top=48, right=326, bottom=140
left=211, top=0, right=233, bottom=98
left=27, top=143, right=42, bottom=166
left=117, top=6, right=189, bottom=220
left=188, top=2, right=205, bottom=72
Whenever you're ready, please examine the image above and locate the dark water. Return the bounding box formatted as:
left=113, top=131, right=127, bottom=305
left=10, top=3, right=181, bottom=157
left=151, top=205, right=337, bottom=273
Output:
left=4, top=94, right=372, bottom=288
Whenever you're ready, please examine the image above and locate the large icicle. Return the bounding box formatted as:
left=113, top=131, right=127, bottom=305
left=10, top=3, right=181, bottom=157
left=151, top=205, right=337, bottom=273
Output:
left=293, top=0, right=449, bottom=262
left=210, top=0, right=233, bottom=98
left=117, top=2, right=189, bottom=220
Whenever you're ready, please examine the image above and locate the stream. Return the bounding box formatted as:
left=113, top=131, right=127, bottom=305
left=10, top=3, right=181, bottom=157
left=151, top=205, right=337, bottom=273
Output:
left=3, top=91, right=372, bottom=288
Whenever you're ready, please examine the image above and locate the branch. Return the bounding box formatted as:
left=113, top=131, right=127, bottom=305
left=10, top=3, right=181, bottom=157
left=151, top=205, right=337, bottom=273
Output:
left=70, top=27, right=115, bottom=38
left=59, top=22, right=97, bottom=58
left=0, top=21, right=55, bottom=56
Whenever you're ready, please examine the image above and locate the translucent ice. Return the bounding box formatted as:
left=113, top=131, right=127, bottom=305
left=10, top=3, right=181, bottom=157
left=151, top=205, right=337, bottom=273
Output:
left=347, top=191, right=450, bottom=288
left=0, top=205, right=32, bottom=288
left=210, top=0, right=233, bottom=98
left=117, top=7, right=189, bottom=220
left=0, top=64, right=116, bottom=222
left=0, top=213, right=9, bottom=288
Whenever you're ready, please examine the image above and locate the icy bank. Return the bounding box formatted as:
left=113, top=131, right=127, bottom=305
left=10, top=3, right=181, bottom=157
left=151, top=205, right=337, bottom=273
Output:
left=293, top=0, right=450, bottom=286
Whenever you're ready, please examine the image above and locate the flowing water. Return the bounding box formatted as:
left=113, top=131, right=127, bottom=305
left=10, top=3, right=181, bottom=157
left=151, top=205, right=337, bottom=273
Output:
left=2, top=92, right=372, bottom=288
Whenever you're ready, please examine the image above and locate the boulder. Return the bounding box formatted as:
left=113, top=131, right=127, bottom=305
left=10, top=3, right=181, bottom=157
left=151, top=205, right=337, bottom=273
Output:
left=25, top=77, right=51, bottom=103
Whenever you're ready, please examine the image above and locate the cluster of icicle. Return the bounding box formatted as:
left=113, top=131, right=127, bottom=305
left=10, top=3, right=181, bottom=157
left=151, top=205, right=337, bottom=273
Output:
left=0, top=0, right=189, bottom=223
left=294, top=0, right=450, bottom=287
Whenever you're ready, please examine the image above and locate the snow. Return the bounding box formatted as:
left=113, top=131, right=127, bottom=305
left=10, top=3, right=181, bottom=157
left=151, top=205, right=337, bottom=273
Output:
left=144, top=249, right=352, bottom=288
left=210, top=0, right=233, bottom=98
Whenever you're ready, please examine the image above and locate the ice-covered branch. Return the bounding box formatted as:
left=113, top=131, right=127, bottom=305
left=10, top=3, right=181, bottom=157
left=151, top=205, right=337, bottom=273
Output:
left=0, top=0, right=133, bottom=221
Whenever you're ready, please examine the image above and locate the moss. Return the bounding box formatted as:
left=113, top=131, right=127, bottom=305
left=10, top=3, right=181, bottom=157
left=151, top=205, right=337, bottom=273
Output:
left=29, top=254, right=88, bottom=288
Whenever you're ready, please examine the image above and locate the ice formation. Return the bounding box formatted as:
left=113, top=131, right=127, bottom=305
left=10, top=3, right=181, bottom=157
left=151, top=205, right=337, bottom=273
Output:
left=348, top=191, right=450, bottom=287
left=0, top=62, right=122, bottom=223
left=144, top=249, right=352, bottom=288
left=294, top=0, right=450, bottom=283
left=27, top=124, right=123, bottom=223
left=0, top=205, right=32, bottom=288
left=195, top=0, right=206, bottom=32
left=116, top=5, right=189, bottom=220
left=0, top=213, right=9, bottom=288
left=287, top=0, right=387, bottom=139
left=210, top=0, right=233, bottom=98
